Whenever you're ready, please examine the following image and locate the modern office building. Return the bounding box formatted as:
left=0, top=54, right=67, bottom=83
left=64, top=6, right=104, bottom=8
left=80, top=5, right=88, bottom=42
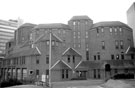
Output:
left=1, top=16, right=135, bottom=82
left=127, top=2, right=135, bottom=45
left=0, top=19, right=22, bottom=55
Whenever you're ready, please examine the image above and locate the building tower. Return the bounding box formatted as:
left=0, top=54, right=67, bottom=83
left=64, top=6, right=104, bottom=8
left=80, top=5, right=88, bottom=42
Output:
left=68, top=15, right=93, bottom=60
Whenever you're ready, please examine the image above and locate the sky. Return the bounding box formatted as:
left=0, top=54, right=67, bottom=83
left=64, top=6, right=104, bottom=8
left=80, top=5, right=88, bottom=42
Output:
left=0, top=0, right=134, bottom=24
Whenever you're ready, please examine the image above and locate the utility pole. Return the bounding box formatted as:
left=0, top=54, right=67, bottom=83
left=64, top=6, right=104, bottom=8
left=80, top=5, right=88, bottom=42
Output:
left=49, top=29, right=52, bottom=87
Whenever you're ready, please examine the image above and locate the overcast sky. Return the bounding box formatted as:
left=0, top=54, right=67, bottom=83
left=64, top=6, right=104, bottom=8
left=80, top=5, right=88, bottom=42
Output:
left=0, top=0, right=134, bottom=24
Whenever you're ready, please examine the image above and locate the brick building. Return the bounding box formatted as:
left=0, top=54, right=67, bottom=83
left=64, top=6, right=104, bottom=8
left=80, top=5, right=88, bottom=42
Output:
left=1, top=16, right=135, bottom=82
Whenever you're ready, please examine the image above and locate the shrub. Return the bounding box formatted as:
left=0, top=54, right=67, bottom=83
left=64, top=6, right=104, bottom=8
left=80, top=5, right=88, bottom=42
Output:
left=0, top=78, right=22, bottom=87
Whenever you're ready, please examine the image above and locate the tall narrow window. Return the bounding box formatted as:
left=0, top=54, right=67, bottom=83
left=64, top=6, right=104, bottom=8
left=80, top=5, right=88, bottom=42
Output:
left=131, top=54, right=134, bottom=59
left=30, top=33, right=32, bottom=40
left=101, top=28, right=104, bottom=33
left=78, top=32, right=80, bottom=38
left=86, top=51, right=89, bottom=60
left=119, top=28, right=122, bottom=34
left=116, top=54, right=119, bottom=60
left=94, top=55, right=96, bottom=60
left=94, top=69, right=96, bottom=78
left=97, top=28, right=99, bottom=33
left=86, top=31, right=88, bottom=38
left=36, top=69, right=39, bottom=75
left=46, top=69, right=49, bottom=75
left=73, top=55, right=75, bottom=63
left=114, top=28, right=117, bottom=34
left=115, top=40, right=119, bottom=49
left=98, top=55, right=100, bottom=60
left=98, top=69, right=100, bottom=78
left=67, top=55, right=70, bottom=63
left=120, top=40, right=124, bottom=49
left=121, top=54, right=124, bottom=60
left=66, top=70, right=68, bottom=78
left=102, top=41, right=105, bottom=49
left=36, top=58, right=39, bottom=64
left=111, top=54, right=114, bottom=60
left=110, top=28, right=112, bottom=33
left=62, top=69, right=64, bottom=79
left=46, top=55, right=49, bottom=64
left=46, top=41, right=49, bottom=45
left=52, top=40, right=55, bottom=46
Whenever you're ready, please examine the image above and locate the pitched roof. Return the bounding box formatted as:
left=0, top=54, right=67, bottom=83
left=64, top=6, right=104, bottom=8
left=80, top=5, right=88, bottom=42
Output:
left=34, top=23, right=70, bottom=29
left=19, top=23, right=37, bottom=28
left=92, top=21, right=132, bottom=30
left=75, top=60, right=135, bottom=70
left=6, top=47, right=41, bottom=58
left=125, top=46, right=135, bottom=54
left=34, top=33, right=63, bottom=43
left=70, top=15, right=92, bottom=21
left=50, top=60, right=72, bottom=70
left=62, top=47, right=81, bottom=56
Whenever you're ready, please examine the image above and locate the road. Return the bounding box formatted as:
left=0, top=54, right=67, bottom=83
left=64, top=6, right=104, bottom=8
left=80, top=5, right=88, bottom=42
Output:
left=7, top=79, right=135, bottom=88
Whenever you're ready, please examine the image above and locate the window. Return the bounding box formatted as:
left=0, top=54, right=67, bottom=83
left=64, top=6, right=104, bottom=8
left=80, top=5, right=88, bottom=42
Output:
left=119, top=28, right=122, bottom=34
left=102, top=41, right=105, bottom=49
left=62, top=69, right=64, bottom=79
left=121, top=54, right=124, bottom=60
left=114, top=28, right=117, bottom=33
left=46, top=55, right=49, bottom=64
left=86, top=51, right=89, bottom=60
left=86, top=31, right=88, bottom=38
left=46, top=69, right=49, bottom=75
left=78, top=31, right=80, bottom=38
left=98, top=69, right=100, bottom=78
left=73, top=22, right=76, bottom=25
left=110, top=28, right=112, bottom=33
left=36, top=59, right=39, bottom=64
left=120, top=40, right=124, bottom=49
left=22, top=56, right=25, bottom=64
left=97, top=28, right=99, bottom=33
left=111, top=55, right=114, bottom=60
left=115, top=40, right=119, bottom=49
left=67, top=55, right=70, bottom=63
left=116, top=54, right=119, bottom=60
left=101, top=28, right=104, bottom=33
left=94, top=55, right=96, bottom=60
left=94, top=69, right=96, bottom=78
left=46, top=41, right=49, bottom=45
left=36, top=70, right=39, bottom=75
left=131, top=54, right=134, bottom=59
left=66, top=70, right=68, bottom=78
left=73, top=55, right=75, bottom=63
left=30, top=33, right=32, bottom=40
left=98, top=55, right=100, bottom=60
left=52, top=40, right=55, bottom=46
